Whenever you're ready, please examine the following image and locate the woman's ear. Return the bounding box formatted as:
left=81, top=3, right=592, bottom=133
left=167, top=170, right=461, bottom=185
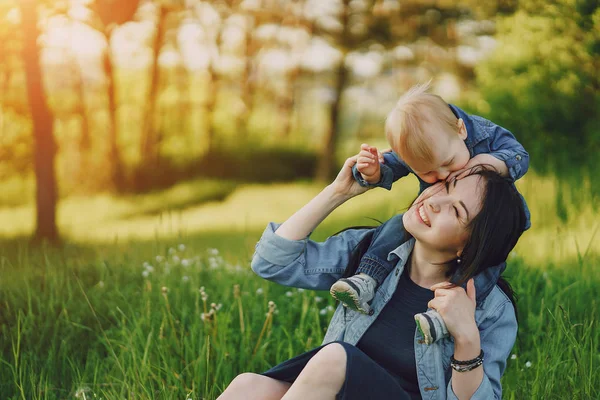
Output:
left=456, top=118, right=468, bottom=140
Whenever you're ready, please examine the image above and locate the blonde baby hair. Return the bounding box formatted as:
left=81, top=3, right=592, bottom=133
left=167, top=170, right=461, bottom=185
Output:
left=385, top=81, right=458, bottom=164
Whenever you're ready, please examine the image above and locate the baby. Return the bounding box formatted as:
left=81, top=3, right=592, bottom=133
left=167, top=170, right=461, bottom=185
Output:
left=330, top=82, right=531, bottom=344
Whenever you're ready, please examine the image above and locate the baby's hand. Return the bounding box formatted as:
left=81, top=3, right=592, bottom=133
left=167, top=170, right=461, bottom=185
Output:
left=356, top=143, right=384, bottom=184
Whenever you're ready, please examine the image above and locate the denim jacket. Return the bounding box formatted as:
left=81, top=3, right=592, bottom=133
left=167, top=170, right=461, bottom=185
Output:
left=251, top=215, right=517, bottom=400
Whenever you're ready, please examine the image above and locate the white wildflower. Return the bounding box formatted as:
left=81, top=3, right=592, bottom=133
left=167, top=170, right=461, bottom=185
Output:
left=98, top=281, right=105, bottom=288
left=145, top=265, right=154, bottom=272
left=181, top=259, right=190, bottom=268
left=286, top=291, right=293, bottom=297
left=525, top=361, right=532, bottom=368
left=143, top=261, right=150, bottom=268
left=168, top=247, right=176, bottom=255
left=156, top=255, right=165, bottom=262
left=182, top=275, right=190, bottom=283
left=511, top=354, right=517, bottom=360
left=315, top=296, right=323, bottom=303
left=320, top=308, right=327, bottom=315
left=142, top=270, right=150, bottom=278
left=256, top=288, right=264, bottom=295
left=208, top=248, right=219, bottom=256
left=297, top=288, right=305, bottom=292
left=178, top=244, right=186, bottom=251
left=172, top=255, right=180, bottom=264
left=326, top=305, right=334, bottom=312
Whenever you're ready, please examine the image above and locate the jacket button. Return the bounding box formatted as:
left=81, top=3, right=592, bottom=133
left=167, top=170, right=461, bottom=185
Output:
left=516, top=155, right=522, bottom=161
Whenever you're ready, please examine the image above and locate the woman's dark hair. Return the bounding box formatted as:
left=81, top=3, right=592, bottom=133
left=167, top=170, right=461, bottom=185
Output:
left=340, top=166, right=526, bottom=309
left=445, top=167, right=526, bottom=287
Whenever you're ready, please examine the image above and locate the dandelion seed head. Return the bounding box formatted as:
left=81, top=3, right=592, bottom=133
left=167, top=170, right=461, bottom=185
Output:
left=525, top=361, right=532, bottom=368
left=156, top=255, right=165, bottom=262
left=98, top=281, right=105, bottom=288
left=256, top=288, right=264, bottom=295
left=143, top=261, right=150, bottom=268
left=315, top=296, right=323, bottom=303
left=145, top=265, right=154, bottom=272
left=182, top=275, right=190, bottom=283
left=181, top=259, right=190, bottom=268
left=297, top=288, right=305, bottom=292
left=168, top=247, right=176, bottom=255
left=142, top=270, right=150, bottom=278
left=286, top=291, right=293, bottom=297
left=326, top=305, right=334, bottom=311
left=172, top=255, right=181, bottom=264
left=178, top=244, right=186, bottom=251
left=320, top=308, right=327, bottom=315
left=511, top=354, right=517, bottom=360
left=208, top=248, right=219, bottom=256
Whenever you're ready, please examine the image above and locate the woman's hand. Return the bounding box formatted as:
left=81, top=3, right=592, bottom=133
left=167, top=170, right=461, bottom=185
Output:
left=329, top=155, right=369, bottom=200
left=428, top=279, right=479, bottom=344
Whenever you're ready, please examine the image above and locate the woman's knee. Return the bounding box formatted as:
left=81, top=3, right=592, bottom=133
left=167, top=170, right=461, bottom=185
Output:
left=223, top=373, right=262, bottom=393
left=233, top=372, right=259, bottom=384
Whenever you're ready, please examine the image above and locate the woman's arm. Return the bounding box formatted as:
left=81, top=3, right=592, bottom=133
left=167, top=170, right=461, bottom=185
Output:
left=429, top=280, right=517, bottom=399
left=275, top=155, right=367, bottom=240
left=251, top=155, right=373, bottom=290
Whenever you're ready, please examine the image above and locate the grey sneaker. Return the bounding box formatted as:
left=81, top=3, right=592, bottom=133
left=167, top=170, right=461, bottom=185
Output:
left=330, top=273, right=377, bottom=315
left=414, top=310, right=449, bottom=345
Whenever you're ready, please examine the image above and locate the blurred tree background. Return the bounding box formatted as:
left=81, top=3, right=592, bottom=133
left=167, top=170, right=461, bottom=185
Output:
left=0, top=0, right=598, bottom=242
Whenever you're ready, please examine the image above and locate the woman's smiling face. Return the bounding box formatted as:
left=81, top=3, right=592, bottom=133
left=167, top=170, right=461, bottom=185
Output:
left=403, top=174, right=485, bottom=257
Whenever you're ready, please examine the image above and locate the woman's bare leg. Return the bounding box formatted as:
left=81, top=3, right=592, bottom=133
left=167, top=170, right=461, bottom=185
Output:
left=217, top=373, right=291, bottom=400
left=282, top=343, right=347, bottom=400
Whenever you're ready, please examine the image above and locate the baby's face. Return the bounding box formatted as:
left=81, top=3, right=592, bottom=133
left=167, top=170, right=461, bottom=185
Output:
left=404, top=128, right=470, bottom=184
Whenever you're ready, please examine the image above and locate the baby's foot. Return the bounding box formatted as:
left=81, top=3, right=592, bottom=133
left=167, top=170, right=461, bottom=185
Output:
left=330, top=273, right=377, bottom=315
left=414, top=310, right=449, bottom=345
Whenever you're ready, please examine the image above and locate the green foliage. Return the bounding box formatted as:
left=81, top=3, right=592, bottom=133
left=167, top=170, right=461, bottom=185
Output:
left=475, top=1, right=600, bottom=201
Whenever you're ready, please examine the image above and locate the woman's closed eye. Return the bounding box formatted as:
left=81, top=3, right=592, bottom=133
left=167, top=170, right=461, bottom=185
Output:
left=445, top=180, right=469, bottom=221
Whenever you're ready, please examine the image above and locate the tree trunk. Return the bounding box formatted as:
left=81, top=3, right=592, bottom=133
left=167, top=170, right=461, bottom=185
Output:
left=140, top=5, right=168, bottom=165
left=20, top=0, right=59, bottom=242
left=73, top=58, right=90, bottom=152
left=205, top=65, right=218, bottom=152
left=279, top=67, right=299, bottom=138
left=102, top=30, right=124, bottom=189
left=238, top=18, right=255, bottom=138
left=316, top=60, right=347, bottom=182
left=316, top=0, right=349, bottom=182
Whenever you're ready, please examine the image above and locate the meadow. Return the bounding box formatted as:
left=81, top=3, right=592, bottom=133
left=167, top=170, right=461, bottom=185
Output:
left=0, top=172, right=598, bottom=399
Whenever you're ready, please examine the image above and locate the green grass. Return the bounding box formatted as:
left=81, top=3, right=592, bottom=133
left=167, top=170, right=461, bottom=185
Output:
left=0, top=173, right=598, bottom=399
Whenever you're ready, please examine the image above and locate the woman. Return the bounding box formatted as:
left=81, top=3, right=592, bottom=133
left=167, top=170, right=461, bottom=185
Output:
left=219, top=155, right=526, bottom=400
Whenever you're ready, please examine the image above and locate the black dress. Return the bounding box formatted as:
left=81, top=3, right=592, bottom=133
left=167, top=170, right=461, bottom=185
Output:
left=262, top=269, right=434, bottom=400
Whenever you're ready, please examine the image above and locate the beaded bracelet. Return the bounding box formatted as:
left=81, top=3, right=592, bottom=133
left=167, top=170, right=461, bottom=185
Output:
left=450, top=349, right=484, bottom=372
